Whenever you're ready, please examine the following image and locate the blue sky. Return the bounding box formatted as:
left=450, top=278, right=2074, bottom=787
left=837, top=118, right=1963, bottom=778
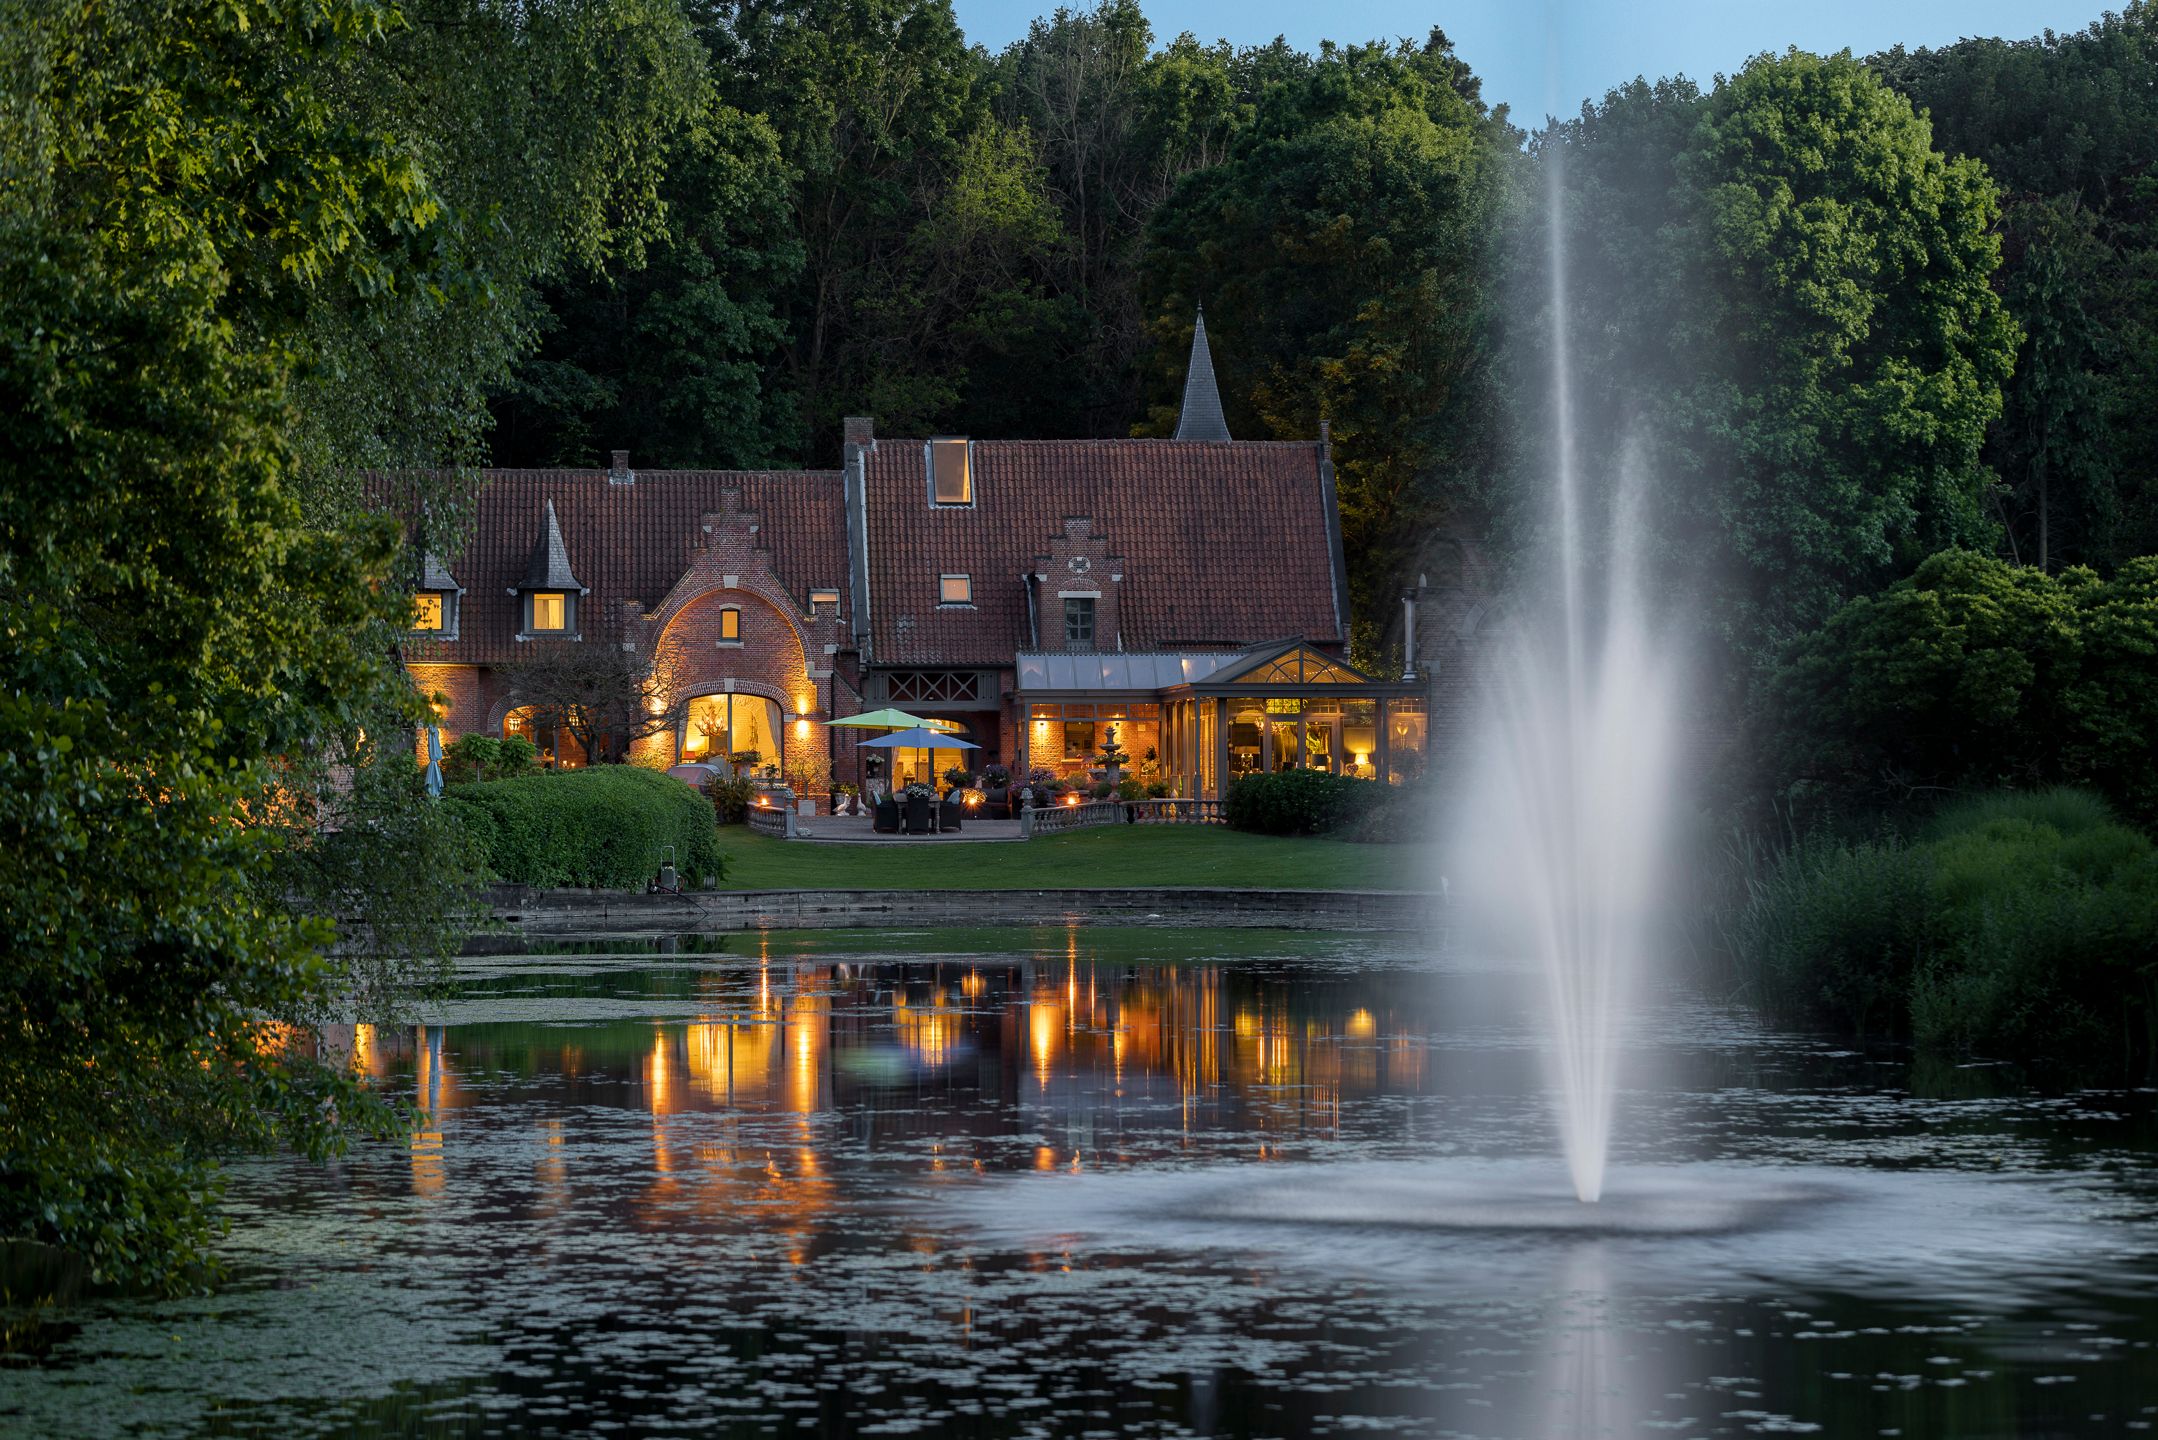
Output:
left=952, top=0, right=2112, bottom=120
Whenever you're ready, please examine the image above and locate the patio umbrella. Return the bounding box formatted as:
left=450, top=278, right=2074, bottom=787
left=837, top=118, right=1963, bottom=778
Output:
left=856, top=727, right=982, bottom=751
left=424, top=725, right=444, bottom=799
left=828, top=708, right=963, bottom=733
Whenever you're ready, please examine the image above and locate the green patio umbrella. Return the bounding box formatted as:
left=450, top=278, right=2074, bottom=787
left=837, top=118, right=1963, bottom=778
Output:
left=827, top=707, right=935, bottom=731
left=829, top=708, right=966, bottom=735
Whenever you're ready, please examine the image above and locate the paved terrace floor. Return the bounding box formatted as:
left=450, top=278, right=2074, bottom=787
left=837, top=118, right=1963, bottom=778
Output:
left=792, top=813, right=1027, bottom=844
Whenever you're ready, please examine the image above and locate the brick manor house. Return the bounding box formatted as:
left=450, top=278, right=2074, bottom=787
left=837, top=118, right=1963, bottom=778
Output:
left=393, top=314, right=1469, bottom=802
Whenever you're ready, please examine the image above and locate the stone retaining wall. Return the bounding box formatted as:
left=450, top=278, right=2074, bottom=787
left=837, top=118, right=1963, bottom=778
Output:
left=481, top=884, right=1441, bottom=935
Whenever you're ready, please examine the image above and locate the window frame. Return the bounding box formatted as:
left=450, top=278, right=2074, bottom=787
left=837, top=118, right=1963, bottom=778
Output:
left=528, top=591, right=568, bottom=633
left=717, top=606, right=742, bottom=645
left=410, top=592, right=446, bottom=633
left=937, top=573, right=973, bottom=607
left=926, top=438, right=973, bottom=507
left=1063, top=595, right=1096, bottom=647
left=808, top=587, right=840, bottom=616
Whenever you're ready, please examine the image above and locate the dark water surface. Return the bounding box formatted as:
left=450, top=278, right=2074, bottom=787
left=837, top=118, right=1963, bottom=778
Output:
left=6, top=926, right=2158, bottom=1438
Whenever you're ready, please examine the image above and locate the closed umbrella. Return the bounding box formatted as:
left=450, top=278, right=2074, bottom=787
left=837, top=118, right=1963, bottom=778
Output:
left=424, top=725, right=444, bottom=799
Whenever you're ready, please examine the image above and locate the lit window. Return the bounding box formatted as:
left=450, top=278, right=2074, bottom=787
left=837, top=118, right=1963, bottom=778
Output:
left=411, top=594, right=444, bottom=631
left=930, top=438, right=971, bottom=505
left=809, top=588, right=840, bottom=615
left=939, top=574, right=972, bottom=605
left=530, top=593, right=565, bottom=631
left=719, top=607, right=741, bottom=642
left=1064, top=596, right=1095, bottom=647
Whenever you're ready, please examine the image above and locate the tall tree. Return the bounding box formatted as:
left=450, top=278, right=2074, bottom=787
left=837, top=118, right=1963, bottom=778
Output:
left=1140, top=31, right=1518, bottom=664
left=0, top=0, right=698, bottom=1289
left=1874, top=5, right=2158, bottom=570
left=1525, top=53, right=2019, bottom=676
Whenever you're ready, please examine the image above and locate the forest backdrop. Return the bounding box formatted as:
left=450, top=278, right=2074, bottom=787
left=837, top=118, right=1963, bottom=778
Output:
left=5, top=0, right=2157, bottom=1288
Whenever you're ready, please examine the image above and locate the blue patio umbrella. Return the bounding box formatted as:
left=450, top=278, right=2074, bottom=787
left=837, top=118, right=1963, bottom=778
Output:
left=855, top=727, right=981, bottom=752
left=424, top=725, right=444, bottom=799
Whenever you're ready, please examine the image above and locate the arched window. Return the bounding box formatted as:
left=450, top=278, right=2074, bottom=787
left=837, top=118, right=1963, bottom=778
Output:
left=681, top=694, right=781, bottom=769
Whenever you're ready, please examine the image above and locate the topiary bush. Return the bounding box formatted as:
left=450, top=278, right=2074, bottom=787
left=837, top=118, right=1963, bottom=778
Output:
left=1224, top=769, right=1381, bottom=836
left=443, top=766, right=722, bottom=889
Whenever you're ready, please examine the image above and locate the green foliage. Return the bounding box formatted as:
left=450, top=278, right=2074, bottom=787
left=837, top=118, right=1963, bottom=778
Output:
left=446, top=767, right=722, bottom=888
left=1142, top=32, right=1516, bottom=626
left=441, top=734, right=539, bottom=785
left=1732, top=789, right=2158, bottom=1061
left=1771, top=550, right=2158, bottom=824
left=0, top=0, right=467, bottom=1290
left=1874, top=7, right=2158, bottom=570
left=1528, top=53, right=2017, bottom=672
left=1224, top=769, right=1380, bottom=836
left=0, top=0, right=695, bottom=1291
left=1730, top=837, right=1939, bottom=1037
left=704, top=771, right=758, bottom=825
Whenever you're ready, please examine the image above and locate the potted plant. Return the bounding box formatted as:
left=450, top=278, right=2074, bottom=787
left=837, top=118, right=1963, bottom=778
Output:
left=902, top=781, right=935, bottom=834
left=981, top=763, right=1012, bottom=816
left=942, top=765, right=974, bottom=798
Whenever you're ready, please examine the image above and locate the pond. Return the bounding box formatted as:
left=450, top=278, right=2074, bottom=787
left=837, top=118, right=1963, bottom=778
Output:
left=6, top=926, right=2157, bottom=1438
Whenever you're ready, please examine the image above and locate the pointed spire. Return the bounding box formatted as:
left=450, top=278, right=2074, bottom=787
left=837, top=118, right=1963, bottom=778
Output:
left=1172, top=305, right=1231, bottom=442
left=521, top=498, right=584, bottom=592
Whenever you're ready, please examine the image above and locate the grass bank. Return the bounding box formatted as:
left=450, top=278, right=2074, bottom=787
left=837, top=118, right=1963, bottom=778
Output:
left=715, top=826, right=1436, bottom=892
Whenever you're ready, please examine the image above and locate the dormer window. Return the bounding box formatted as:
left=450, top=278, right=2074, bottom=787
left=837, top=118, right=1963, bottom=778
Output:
left=515, top=498, right=585, bottom=641
left=411, top=552, right=462, bottom=639
left=929, top=438, right=971, bottom=506
left=939, top=574, right=972, bottom=606
left=718, top=607, right=742, bottom=644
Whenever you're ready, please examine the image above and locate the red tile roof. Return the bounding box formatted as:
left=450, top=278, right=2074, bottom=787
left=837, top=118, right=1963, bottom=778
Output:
left=861, top=439, right=1342, bottom=665
left=396, top=469, right=847, bottom=664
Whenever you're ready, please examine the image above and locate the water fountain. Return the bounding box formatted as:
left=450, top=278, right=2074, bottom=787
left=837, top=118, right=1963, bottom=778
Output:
left=1460, top=143, right=1683, bottom=1205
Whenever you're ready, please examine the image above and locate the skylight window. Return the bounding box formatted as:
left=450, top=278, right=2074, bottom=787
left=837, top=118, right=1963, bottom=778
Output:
left=939, top=574, right=972, bottom=605
left=929, top=439, right=972, bottom=505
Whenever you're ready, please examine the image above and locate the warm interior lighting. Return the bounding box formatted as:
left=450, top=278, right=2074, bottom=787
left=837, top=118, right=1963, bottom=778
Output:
left=530, top=592, right=565, bottom=631
left=411, top=594, right=444, bottom=630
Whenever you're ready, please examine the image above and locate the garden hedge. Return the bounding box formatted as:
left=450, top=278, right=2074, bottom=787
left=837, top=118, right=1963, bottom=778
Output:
left=1224, top=769, right=1382, bottom=836
left=441, top=765, right=723, bottom=889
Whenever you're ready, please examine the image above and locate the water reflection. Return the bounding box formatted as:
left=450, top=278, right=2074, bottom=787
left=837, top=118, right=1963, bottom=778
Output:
left=6, top=930, right=2156, bottom=1440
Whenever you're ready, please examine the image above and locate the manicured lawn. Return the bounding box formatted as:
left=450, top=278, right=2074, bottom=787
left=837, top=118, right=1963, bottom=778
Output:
left=714, top=826, right=1436, bottom=892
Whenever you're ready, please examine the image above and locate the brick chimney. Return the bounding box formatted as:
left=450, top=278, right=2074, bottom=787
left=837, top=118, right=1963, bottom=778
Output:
left=842, top=416, right=874, bottom=450
left=608, top=449, right=633, bottom=485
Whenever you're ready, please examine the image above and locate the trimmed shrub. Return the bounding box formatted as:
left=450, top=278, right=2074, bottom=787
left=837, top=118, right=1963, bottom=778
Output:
left=1224, top=769, right=1380, bottom=836
left=446, top=766, right=722, bottom=889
